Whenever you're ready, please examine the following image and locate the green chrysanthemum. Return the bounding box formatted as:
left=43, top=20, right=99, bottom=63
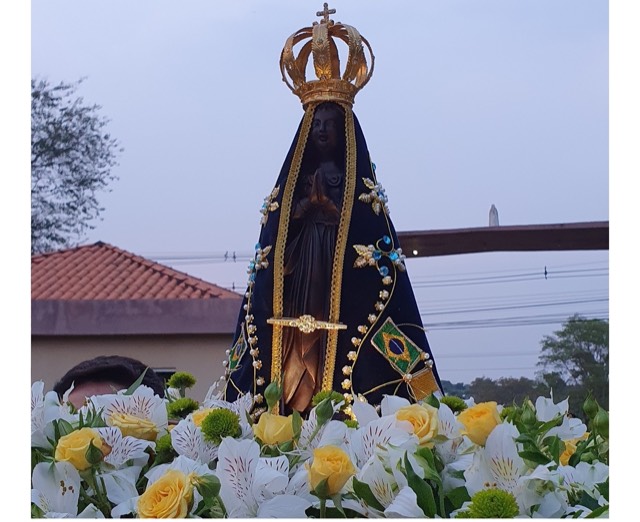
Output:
left=466, top=488, right=519, bottom=518
left=167, top=397, right=200, bottom=419
left=343, top=419, right=358, bottom=429
left=167, top=371, right=197, bottom=390
left=154, top=433, right=178, bottom=465
left=312, top=390, right=344, bottom=407
left=440, top=395, right=467, bottom=413
left=200, top=409, right=241, bottom=445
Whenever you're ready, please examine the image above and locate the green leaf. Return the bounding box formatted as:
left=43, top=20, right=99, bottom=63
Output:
left=424, top=393, right=440, bottom=409
left=585, top=504, right=609, bottom=518
left=404, top=453, right=436, bottom=517
left=445, top=486, right=471, bottom=511
left=292, top=410, right=303, bottom=440
left=536, top=415, right=564, bottom=435
left=352, top=477, right=385, bottom=511
left=311, top=478, right=330, bottom=499
left=330, top=494, right=346, bottom=517
left=194, top=473, right=221, bottom=499
left=596, top=479, right=609, bottom=501
left=85, top=439, right=104, bottom=466
left=544, top=435, right=563, bottom=464
left=56, top=419, right=75, bottom=438
left=518, top=449, right=552, bottom=465
left=124, top=368, right=148, bottom=395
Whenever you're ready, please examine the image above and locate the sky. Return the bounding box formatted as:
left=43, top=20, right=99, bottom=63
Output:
left=24, top=0, right=614, bottom=387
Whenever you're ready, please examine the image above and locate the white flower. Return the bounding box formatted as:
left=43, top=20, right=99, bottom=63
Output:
left=216, top=437, right=311, bottom=518
left=87, top=385, right=168, bottom=438
left=31, top=461, right=102, bottom=518
left=384, top=485, right=425, bottom=517
left=170, top=416, right=220, bottom=465
left=95, top=426, right=154, bottom=468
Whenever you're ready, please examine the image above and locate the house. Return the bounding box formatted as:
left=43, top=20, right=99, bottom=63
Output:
left=31, top=242, right=243, bottom=401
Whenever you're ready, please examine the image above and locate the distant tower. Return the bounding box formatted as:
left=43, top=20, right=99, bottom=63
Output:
left=489, top=204, right=499, bottom=226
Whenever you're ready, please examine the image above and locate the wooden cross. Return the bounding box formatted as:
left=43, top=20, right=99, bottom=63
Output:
left=316, top=3, right=336, bottom=24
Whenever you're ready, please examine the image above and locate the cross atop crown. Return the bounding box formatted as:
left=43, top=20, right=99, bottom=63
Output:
left=315, top=3, right=336, bottom=25
left=280, top=4, right=375, bottom=109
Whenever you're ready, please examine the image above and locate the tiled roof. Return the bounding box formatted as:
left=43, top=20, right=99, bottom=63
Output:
left=31, top=242, right=241, bottom=300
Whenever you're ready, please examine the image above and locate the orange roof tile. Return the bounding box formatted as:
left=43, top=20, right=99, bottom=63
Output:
left=31, top=242, right=241, bottom=300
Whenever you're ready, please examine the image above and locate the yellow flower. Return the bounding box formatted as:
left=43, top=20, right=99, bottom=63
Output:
left=137, top=469, right=194, bottom=518
left=457, top=401, right=501, bottom=446
left=395, top=403, right=439, bottom=447
left=191, top=408, right=215, bottom=427
left=252, top=412, right=294, bottom=445
left=306, top=445, right=356, bottom=496
left=560, top=432, right=590, bottom=466
left=110, top=412, right=159, bottom=441
left=55, top=427, right=104, bottom=471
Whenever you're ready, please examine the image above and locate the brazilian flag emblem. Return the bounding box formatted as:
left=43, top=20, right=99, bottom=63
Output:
left=370, top=318, right=423, bottom=375
left=228, top=329, right=248, bottom=372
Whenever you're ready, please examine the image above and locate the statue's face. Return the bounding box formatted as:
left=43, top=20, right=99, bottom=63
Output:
left=310, top=106, right=342, bottom=155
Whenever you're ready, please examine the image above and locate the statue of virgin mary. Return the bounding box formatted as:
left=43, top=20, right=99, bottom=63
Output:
left=220, top=4, right=442, bottom=415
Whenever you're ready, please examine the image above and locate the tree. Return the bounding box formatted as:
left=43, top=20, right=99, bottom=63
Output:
left=31, top=78, right=121, bottom=254
left=537, top=315, right=608, bottom=410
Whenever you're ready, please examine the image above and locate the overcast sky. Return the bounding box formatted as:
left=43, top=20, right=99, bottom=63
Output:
left=23, top=0, right=616, bottom=385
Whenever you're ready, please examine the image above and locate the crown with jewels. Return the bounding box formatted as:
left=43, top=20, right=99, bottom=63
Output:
left=280, top=3, right=375, bottom=108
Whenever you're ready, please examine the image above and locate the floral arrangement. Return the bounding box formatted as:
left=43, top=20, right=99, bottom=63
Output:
left=31, top=372, right=609, bottom=518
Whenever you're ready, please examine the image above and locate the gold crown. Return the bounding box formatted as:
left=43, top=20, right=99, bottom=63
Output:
left=280, top=3, right=374, bottom=108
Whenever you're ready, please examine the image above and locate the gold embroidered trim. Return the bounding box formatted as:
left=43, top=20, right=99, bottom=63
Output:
left=270, top=106, right=316, bottom=384
left=267, top=315, right=347, bottom=333
left=321, top=104, right=357, bottom=392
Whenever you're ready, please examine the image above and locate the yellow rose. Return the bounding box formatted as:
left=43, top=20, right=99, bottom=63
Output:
left=252, top=412, right=294, bottom=445
left=560, top=432, right=589, bottom=466
left=395, top=403, right=439, bottom=447
left=55, top=427, right=104, bottom=471
left=192, top=408, right=215, bottom=427
left=137, top=469, right=194, bottom=518
left=306, top=445, right=356, bottom=496
left=457, top=401, right=501, bottom=446
left=110, top=412, right=159, bottom=441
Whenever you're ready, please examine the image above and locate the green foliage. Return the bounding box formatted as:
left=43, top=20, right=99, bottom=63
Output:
left=200, top=409, right=241, bottom=445
left=537, top=315, right=608, bottom=411
left=312, top=389, right=344, bottom=407
left=166, top=397, right=199, bottom=419
left=463, top=488, right=520, bottom=518
left=154, top=433, right=178, bottom=465
left=440, top=395, right=468, bottom=413
left=167, top=372, right=197, bottom=391
left=31, top=77, right=121, bottom=254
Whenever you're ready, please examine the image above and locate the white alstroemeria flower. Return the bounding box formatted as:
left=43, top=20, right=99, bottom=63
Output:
left=349, top=414, right=417, bottom=470
left=95, top=426, right=154, bottom=468
left=170, top=416, right=220, bottom=465
left=353, top=455, right=399, bottom=516
left=535, top=394, right=568, bottom=421
left=384, top=485, right=425, bottom=518
left=380, top=394, right=412, bottom=416
left=32, top=385, right=79, bottom=450
left=216, top=437, right=311, bottom=518
left=99, top=465, right=143, bottom=507
left=517, top=464, right=571, bottom=517
left=31, top=381, right=49, bottom=448
left=203, top=392, right=254, bottom=438
left=547, top=415, right=588, bottom=441
left=558, top=461, right=609, bottom=499
left=111, top=455, right=212, bottom=518
left=87, top=385, right=168, bottom=439
left=464, top=422, right=533, bottom=514
left=31, top=461, right=101, bottom=518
